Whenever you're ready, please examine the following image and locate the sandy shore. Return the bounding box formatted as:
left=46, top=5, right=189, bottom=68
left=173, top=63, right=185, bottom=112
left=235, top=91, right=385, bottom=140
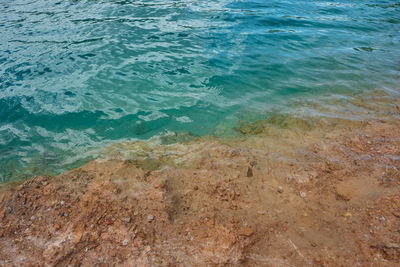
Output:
left=1, top=92, right=400, bottom=266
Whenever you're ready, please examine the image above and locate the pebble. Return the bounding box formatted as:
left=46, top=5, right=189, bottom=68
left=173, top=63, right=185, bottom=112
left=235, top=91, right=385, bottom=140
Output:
left=277, top=186, right=283, bottom=193
left=387, top=243, right=400, bottom=249
left=239, top=227, right=254, bottom=236
left=122, top=216, right=131, bottom=223
left=122, top=238, right=129, bottom=246
left=147, top=214, right=155, bottom=222
left=60, top=201, right=65, bottom=205
left=300, top=191, right=307, bottom=198
left=30, top=216, right=36, bottom=221
left=153, top=180, right=164, bottom=188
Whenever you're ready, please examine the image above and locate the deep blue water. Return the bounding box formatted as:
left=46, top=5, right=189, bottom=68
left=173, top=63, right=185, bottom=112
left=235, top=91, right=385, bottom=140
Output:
left=1, top=0, right=400, bottom=182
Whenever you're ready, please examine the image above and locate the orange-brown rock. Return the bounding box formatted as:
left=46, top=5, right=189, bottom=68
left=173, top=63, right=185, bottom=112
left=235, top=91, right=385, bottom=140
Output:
left=1, top=93, right=400, bottom=266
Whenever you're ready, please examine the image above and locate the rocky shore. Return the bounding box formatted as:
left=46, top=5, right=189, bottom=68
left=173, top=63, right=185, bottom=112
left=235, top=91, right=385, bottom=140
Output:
left=1, top=96, right=400, bottom=266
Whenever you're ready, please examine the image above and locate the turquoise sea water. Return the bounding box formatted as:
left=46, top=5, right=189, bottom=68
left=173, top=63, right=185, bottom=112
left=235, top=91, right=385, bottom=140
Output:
left=1, top=0, right=400, bottom=182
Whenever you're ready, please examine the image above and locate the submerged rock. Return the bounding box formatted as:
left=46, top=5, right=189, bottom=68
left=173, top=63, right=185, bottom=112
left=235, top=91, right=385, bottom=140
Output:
left=1, top=117, right=400, bottom=266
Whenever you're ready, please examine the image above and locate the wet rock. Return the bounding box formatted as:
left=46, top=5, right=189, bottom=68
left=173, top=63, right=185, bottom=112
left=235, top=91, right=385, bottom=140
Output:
left=1, top=115, right=400, bottom=266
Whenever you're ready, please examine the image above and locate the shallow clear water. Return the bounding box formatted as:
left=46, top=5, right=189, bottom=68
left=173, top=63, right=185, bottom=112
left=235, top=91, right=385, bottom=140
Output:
left=1, top=0, right=400, bottom=182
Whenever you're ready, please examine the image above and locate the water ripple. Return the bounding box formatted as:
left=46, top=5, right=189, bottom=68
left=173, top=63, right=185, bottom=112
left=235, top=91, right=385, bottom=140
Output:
left=0, top=0, right=400, bottom=181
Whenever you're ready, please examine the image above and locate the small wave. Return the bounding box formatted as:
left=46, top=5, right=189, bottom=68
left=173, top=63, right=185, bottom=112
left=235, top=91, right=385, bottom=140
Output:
left=0, top=0, right=399, bottom=182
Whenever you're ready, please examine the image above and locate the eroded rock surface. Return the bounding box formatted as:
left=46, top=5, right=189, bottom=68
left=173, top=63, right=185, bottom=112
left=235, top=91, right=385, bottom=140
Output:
left=1, top=114, right=400, bottom=266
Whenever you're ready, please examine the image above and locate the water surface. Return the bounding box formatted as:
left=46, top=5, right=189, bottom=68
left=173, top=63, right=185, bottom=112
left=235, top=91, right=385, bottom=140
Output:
left=1, top=0, right=400, bottom=181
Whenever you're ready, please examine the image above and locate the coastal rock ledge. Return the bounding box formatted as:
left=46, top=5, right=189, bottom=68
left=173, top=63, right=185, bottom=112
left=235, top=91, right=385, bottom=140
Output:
left=1, top=118, right=400, bottom=266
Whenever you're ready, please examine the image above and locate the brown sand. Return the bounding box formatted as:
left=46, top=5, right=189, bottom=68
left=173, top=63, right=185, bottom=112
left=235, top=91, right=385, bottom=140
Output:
left=0, top=92, right=400, bottom=266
